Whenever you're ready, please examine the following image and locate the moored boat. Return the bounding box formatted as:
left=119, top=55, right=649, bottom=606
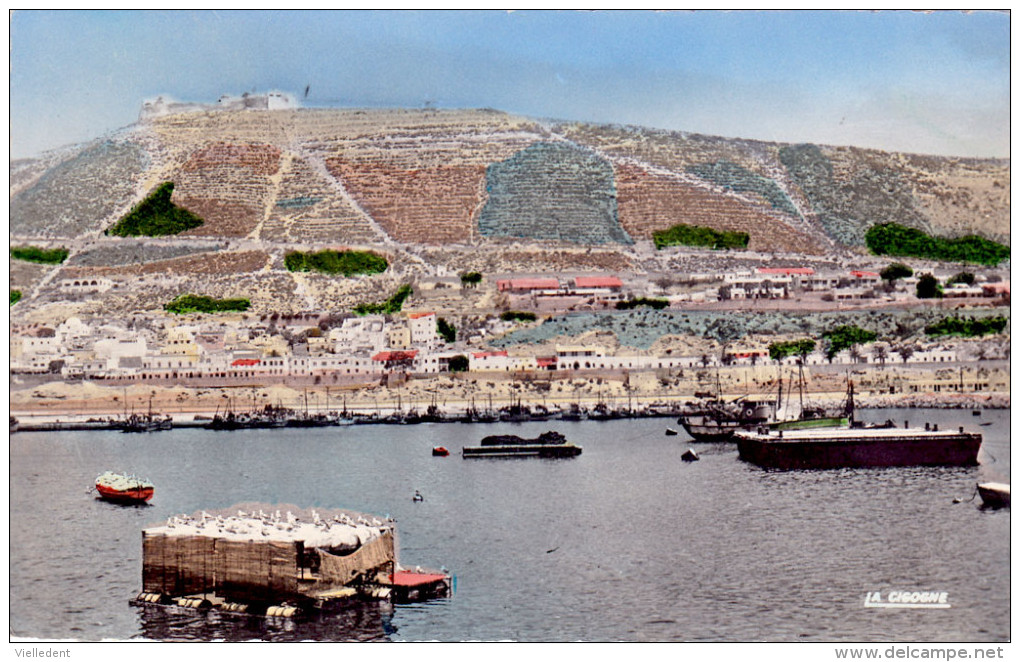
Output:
left=432, top=446, right=450, bottom=457
left=462, top=431, right=582, bottom=458
left=735, top=425, right=982, bottom=470
left=977, top=482, right=1010, bottom=508
left=95, top=471, right=155, bottom=504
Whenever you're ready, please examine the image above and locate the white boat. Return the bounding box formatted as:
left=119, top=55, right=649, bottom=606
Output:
left=977, top=482, right=1010, bottom=508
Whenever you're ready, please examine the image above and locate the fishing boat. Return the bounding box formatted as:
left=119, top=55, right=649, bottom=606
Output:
left=735, top=424, right=982, bottom=470
left=122, top=413, right=173, bottom=433
left=95, top=471, right=154, bottom=504
left=977, top=482, right=1010, bottom=508
left=432, top=446, right=450, bottom=457
left=462, top=431, right=582, bottom=458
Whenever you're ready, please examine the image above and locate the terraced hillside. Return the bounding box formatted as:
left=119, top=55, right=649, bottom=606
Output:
left=8, top=104, right=1009, bottom=318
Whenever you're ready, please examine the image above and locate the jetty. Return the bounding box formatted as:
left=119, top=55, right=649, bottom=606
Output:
left=134, top=504, right=449, bottom=616
left=735, top=425, right=982, bottom=470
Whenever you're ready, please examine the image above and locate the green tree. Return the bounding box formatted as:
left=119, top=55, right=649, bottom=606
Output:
left=459, top=271, right=483, bottom=288
left=437, top=317, right=457, bottom=344
left=448, top=355, right=469, bottom=372
left=10, top=290, right=22, bottom=306
left=822, top=325, right=878, bottom=360
left=880, top=262, right=913, bottom=282
left=916, top=273, right=943, bottom=299
left=769, top=338, right=816, bottom=362
left=946, top=271, right=975, bottom=286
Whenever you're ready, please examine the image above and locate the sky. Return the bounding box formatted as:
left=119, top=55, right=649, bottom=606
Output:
left=8, top=9, right=1011, bottom=160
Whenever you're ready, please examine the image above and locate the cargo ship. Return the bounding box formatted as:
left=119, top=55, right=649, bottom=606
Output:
left=735, top=424, right=982, bottom=470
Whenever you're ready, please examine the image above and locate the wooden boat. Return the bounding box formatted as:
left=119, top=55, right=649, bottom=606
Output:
left=95, top=471, right=154, bottom=504
left=735, top=425, right=982, bottom=470
left=432, top=446, right=450, bottom=457
left=977, top=482, right=1010, bottom=508
left=665, top=428, right=678, bottom=436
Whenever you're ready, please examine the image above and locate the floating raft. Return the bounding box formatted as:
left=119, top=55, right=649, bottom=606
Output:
left=134, top=503, right=448, bottom=615
left=735, top=426, right=982, bottom=470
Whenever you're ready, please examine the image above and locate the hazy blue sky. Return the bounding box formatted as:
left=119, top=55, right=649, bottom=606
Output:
left=9, top=9, right=1010, bottom=159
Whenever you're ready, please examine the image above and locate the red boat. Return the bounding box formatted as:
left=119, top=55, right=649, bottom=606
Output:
left=95, top=472, right=154, bottom=504
left=432, top=446, right=450, bottom=457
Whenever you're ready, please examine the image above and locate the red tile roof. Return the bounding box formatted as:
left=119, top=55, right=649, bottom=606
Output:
left=757, top=267, right=815, bottom=275
left=407, top=312, right=435, bottom=319
left=536, top=357, right=557, bottom=367
left=850, top=270, right=880, bottom=278
left=372, top=350, right=418, bottom=362
left=231, top=359, right=260, bottom=366
left=574, top=276, right=624, bottom=289
left=497, top=278, right=560, bottom=291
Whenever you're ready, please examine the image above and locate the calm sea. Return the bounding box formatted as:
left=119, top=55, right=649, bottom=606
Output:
left=9, top=408, right=1009, bottom=642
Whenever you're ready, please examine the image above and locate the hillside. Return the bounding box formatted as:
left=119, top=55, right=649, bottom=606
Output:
left=9, top=105, right=1010, bottom=319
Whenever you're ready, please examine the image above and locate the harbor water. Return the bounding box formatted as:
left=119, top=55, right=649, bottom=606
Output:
left=9, top=408, right=1010, bottom=642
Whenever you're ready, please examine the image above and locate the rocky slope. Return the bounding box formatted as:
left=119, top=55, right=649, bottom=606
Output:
left=9, top=106, right=1010, bottom=319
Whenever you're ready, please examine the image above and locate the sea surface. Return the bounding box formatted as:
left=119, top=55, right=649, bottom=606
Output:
left=9, top=408, right=1010, bottom=642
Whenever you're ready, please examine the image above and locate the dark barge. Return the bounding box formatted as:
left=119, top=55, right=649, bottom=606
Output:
left=462, top=430, right=582, bottom=458
left=735, top=426, right=982, bottom=470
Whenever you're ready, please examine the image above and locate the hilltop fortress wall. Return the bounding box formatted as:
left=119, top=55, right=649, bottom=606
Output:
left=140, top=91, right=298, bottom=121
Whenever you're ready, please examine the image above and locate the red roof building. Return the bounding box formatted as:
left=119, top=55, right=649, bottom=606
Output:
left=372, top=350, right=418, bottom=363
left=536, top=357, right=557, bottom=368
left=757, top=267, right=815, bottom=276
left=497, top=278, right=560, bottom=293
left=407, top=312, right=436, bottom=320
left=472, top=351, right=509, bottom=359
left=231, top=358, right=261, bottom=367
left=849, top=270, right=880, bottom=278
left=573, top=276, right=624, bottom=290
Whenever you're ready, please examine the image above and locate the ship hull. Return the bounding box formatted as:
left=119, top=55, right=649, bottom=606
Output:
left=96, top=483, right=154, bottom=503
left=462, top=444, right=582, bottom=458
left=736, top=428, right=981, bottom=470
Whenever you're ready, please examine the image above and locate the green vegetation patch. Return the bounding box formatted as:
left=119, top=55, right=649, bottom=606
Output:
left=10, top=246, right=69, bottom=264
left=165, top=294, right=251, bottom=315
left=822, top=325, right=878, bottom=359
left=107, top=182, right=204, bottom=237
left=460, top=271, right=483, bottom=287
left=768, top=338, right=816, bottom=362
left=865, top=222, right=1010, bottom=266
left=916, top=273, right=943, bottom=299
left=10, top=290, right=22, bottom=306
left=925, top=316, right=1007, bottom=338
left=652, top=224, right=749, bottom=251
left=880, top=263, right=913, bottom=282
left=616, top=297, right=670, bottom=310
left=353, top=284, right=413, bottom=316
left=501, top=310, right=537, bottom=323
left=284, top=249, right=388, bottom=276
left=437, top=317, right=457, bottom=344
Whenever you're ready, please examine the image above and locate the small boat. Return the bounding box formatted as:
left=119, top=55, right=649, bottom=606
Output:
left=432, top=446, right=450, bottom=457
left=977, top=482, right=1010, bottom=508
left=665, top=428, right=678, bottom=436
left=95, top=471, right=154, bottom=504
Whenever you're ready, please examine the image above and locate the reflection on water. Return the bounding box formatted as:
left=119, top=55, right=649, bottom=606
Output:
left=134, top=602, right=395, bottom=642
